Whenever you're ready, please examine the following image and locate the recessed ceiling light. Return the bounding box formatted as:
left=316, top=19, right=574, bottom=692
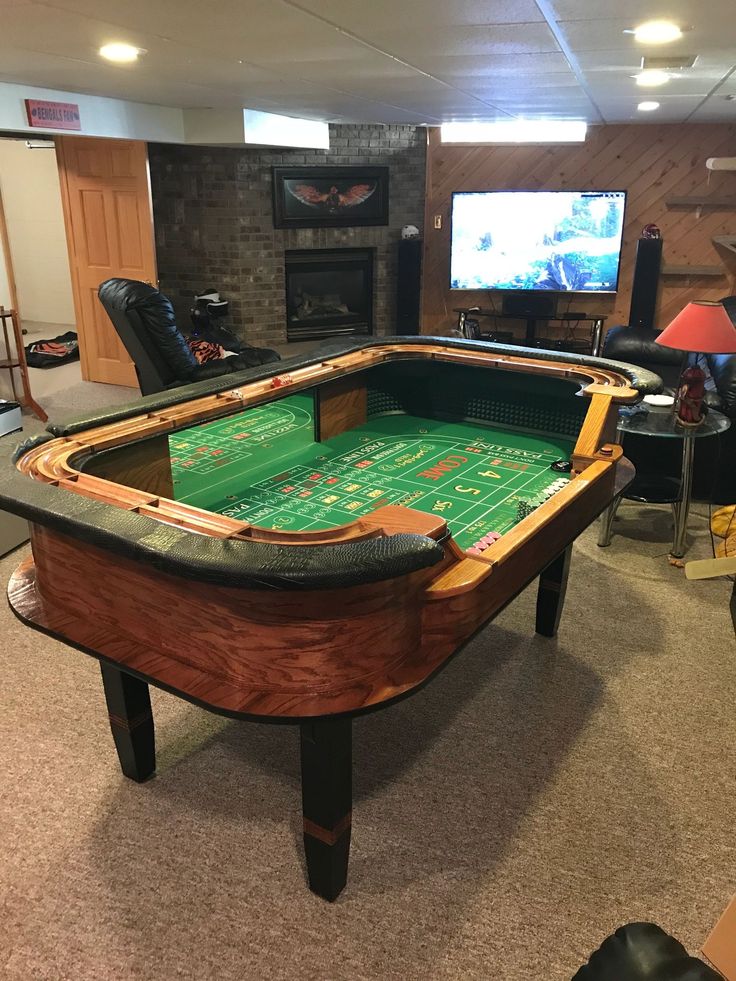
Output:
left=635, top=70, right=670, bottom=87
left=99, top=42, right=142, bottom=63
left=638, top=101, right=660, bottom=111
left=633, top=20, right=682, bottom=44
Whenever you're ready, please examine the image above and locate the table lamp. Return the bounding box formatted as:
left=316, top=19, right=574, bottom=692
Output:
left=655, top=300, right=736, bottom=426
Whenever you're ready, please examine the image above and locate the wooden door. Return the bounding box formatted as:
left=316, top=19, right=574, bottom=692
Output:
left=56, top=137, right=157, bottom=387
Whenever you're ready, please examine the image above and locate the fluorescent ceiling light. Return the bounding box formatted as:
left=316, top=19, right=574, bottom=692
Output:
left=99, top=42, right=142, bottom=63
left=440, top=120, right=587, bottom=144
left=632, top=20, right=682, bottom=44
left=635, top=70, right=670, bottom=87
left=637, top=101, right=661, bottom=111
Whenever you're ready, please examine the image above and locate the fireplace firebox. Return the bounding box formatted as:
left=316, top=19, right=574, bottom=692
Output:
left=285, top=248, right=374, bottom=341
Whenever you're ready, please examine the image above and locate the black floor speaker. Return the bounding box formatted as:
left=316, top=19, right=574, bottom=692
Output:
left=628, top=238, right=663, bottom=329
left=396, top=239, right=422, bottom=334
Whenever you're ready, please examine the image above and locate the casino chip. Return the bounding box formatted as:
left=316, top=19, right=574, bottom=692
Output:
left=516, top=500, right=536, bottom=522
left=551, top=459, right=572, bottom=473
left=466, top=531, right=502, bottom=556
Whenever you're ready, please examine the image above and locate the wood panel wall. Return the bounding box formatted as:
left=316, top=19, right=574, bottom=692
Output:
left=421, top=124, right=736, bottom=339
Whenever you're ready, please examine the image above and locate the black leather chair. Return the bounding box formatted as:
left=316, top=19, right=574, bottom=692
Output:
left=603, top=299, right=736, bottom=503
left=574, top=922, right=720, bottom=980
left=98, top=278, right=280, bottom=396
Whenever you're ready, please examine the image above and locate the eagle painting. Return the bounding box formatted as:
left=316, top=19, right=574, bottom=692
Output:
left=285, top=180, right=377, bottom=215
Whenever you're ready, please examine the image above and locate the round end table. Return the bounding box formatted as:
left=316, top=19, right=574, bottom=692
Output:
left=598, top=404, right=731, bottom=558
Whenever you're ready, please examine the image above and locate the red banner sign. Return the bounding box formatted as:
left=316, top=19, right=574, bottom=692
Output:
left=25, top=99, right=81, bottom=131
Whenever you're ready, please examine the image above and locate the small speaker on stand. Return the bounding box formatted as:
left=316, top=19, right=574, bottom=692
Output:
left=628, top=238, right=663, bottom=329
left=396, top=239, right=422, bottom=334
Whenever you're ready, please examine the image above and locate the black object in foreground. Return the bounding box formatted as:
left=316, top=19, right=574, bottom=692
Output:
left=573, top=922, right=720, bottom=980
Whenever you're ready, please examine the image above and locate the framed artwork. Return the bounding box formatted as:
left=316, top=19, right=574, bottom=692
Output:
left=272, top=166, right=389, bottom=229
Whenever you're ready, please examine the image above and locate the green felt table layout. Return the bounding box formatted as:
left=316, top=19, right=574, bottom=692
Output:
left=168, top=393, right=574, bottom=552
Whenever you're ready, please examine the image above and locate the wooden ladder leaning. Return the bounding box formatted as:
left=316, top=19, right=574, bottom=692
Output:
left=0, top=306, right=47, bottom=422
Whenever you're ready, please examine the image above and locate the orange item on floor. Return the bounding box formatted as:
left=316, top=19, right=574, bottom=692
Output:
left=703, top=894, right=736, bottom=980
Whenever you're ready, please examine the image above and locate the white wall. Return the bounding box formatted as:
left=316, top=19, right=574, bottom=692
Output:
left=0, top=82, right=185, bottom=143
left=184, top=108, right=330, bottom=148
left=0, top=83, right=329, bottom=149
left=0, top=139, right=75, bottom=325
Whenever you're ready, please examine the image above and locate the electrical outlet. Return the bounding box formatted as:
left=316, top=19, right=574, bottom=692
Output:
left=434, top=215, right=442, bottom=229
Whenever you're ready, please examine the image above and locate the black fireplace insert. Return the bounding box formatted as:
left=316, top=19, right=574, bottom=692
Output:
left=285, top=248, right=374, bottom=341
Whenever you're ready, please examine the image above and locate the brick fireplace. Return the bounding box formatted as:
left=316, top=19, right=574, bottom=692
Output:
left=148, top=124, right=426, bottom=349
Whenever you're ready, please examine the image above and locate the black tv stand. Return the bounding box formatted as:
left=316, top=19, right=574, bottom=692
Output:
left=501, top=292, right=558, bottom=321
left=453, top=308, right=608, bottom=356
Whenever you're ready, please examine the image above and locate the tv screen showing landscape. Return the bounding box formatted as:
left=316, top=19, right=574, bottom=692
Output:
left=450, top=190, right=626, bottom=293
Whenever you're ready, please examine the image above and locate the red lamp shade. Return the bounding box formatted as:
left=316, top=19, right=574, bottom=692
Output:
left=656, top=300, right=736, bottom=354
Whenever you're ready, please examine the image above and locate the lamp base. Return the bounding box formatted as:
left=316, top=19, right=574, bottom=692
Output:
left=675, top=363, right=706, bottom=426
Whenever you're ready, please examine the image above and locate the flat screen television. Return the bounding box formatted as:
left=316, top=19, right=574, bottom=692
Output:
left=450, top=189, right=626, bottom=293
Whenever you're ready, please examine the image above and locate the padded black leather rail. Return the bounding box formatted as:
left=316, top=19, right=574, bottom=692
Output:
left=46, top=336, right=663, bottom=437
left=0, top=437, right=445, bottom=590
left=11, top=432, right=54, bottom=464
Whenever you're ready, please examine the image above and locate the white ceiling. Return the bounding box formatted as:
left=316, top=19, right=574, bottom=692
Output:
left=0, top=0, right=735, bottom=124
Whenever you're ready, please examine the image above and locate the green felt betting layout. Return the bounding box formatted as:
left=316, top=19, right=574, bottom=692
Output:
left=168, top=393, right=574, bottom=553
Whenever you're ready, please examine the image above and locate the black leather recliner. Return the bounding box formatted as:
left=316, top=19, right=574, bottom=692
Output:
left=574, top=922, right=720, bottom=980
left=98, top=278, right=280, bottom=396
left=603, top=298, right=736, bottom=503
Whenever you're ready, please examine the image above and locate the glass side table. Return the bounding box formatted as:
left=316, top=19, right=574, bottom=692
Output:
left=598, top=405, right=731, bottom=558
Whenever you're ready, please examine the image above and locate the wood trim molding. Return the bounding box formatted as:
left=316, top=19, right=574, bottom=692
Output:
left=54, top=136, right=88, bottom=378
left=0, top=178, right=20, bottom=315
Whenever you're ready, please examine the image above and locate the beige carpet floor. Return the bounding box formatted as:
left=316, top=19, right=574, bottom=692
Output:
left=1, top=398, right=735, bottom=980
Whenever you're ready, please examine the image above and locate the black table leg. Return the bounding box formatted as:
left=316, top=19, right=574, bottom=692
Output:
left=99, top=662, right=155, bottom=782
left=535, top=544, right=572, bottom=638
left=300, top=717, right=352, bottom=901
